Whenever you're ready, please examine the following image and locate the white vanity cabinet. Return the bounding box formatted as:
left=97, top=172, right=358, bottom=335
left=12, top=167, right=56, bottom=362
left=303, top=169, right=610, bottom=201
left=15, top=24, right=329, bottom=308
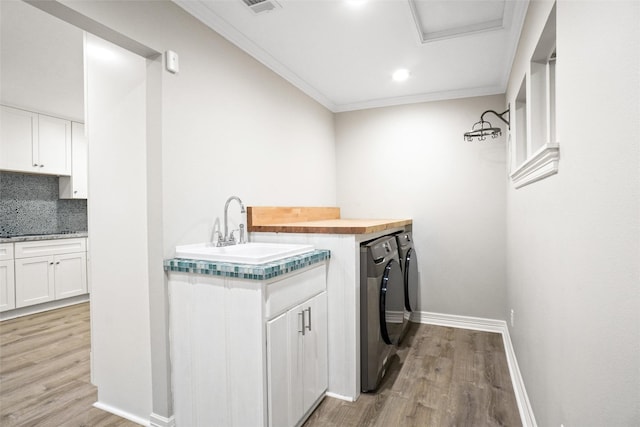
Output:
left=267, top=291, right=328, bottom=427
left=0, top=105, right=71, bottom=176
left=168, top=261, right=328, bottom=427
left=14, top=238, right=87, bottom=308
left=0, top=244, right=16, bottom=312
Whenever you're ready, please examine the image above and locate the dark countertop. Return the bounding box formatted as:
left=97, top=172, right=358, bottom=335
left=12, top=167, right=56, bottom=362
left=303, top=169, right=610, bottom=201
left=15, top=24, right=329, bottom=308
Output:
left=0, top=232, right=89, bottom=243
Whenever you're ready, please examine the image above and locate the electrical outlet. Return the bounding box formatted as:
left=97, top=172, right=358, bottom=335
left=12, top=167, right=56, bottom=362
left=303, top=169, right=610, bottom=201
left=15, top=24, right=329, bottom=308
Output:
left=510, top=309, right=515, bottom=327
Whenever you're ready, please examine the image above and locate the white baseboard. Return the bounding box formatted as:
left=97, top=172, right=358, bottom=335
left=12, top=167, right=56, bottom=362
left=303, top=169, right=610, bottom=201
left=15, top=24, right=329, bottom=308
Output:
left=325, top=391, right=357, bottom=402
left=0, top=294, right=89, bottom=321
left=150, top=412, right=176, bottom=427
left=93, top=401, right=150, bottom=426
left=501, top=325, right=538, bottom=427
left=410, top=310, right=505, bottom=333
left=412, top=311, right=538, bottom=427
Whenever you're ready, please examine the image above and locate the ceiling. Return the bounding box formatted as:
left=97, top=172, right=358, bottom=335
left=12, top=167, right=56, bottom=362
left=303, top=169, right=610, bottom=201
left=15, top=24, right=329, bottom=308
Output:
left=1, top=0, right=84, bottom=121
left=173, top=0, right=529, bottom=112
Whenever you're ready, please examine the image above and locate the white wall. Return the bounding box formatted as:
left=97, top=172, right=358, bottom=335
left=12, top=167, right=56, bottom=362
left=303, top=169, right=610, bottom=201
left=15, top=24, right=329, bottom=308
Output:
left=86, top=34, right=152, bottom=422
left=335, top=95, right=507, bottom=319
left=505, top=1, right=640, bottom=426
left=0, top=0, right=83, bottom=121
left=57, top=0, right=337, bottom=252
left=47, top=0, right=337, bottom=422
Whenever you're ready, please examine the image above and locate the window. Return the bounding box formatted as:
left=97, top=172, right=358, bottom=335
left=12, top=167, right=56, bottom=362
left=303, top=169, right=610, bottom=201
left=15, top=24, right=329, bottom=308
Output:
left=510, top=4, right=559, bottom=188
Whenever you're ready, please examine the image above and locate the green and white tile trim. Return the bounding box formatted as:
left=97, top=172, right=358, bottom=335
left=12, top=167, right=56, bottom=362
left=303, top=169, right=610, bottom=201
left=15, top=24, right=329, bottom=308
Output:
left=164, top=249, right=330, bottom=280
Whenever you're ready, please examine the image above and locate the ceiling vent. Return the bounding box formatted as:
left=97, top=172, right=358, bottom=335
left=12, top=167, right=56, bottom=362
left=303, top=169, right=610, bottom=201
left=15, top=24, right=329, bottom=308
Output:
left=241, top=0, right=282, bottom=14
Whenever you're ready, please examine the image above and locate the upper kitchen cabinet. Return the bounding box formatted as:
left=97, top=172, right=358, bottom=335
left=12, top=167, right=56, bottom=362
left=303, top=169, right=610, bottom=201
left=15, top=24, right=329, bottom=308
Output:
left=0, top=105, right=71, bottom=176
left=59, top=122, right=88, bottom=198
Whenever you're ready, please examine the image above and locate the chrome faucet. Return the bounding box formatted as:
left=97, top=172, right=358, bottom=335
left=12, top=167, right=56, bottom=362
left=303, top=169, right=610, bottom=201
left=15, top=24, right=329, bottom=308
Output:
left=218, top=196, right=246, bottom=247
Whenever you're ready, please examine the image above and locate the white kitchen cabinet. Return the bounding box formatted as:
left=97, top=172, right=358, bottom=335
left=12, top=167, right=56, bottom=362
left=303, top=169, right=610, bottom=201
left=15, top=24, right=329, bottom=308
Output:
left=53, top=252, right=87, bottom=299
left=268, top=291, right=328, bottom=427
left=15, top=255, right=55, bottom=307
left=0, top=106, right=37, bottom=172
left=0, top=105, right=71, bottom=176
left=0, top=243, right=16, bottom=312
left=14, top=238, right=87, bottom=308
left=168, top=261, right=328, bottom=427
left=59, top=122, right=88, bottom=199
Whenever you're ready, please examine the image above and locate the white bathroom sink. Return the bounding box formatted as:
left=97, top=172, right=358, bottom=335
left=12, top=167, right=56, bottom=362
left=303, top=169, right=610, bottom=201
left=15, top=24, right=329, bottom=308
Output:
left=175, top=242, right=315, bottom=265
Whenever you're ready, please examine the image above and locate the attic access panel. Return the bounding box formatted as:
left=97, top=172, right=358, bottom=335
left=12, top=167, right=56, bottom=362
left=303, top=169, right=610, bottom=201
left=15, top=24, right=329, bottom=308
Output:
left=409, top=0, right=509, bottom=43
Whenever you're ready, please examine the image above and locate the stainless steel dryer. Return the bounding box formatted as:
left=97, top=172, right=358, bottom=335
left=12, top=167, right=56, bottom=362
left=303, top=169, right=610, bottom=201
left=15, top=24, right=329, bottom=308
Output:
left=360, top=235, right=407, bottom=392
left=396, top=231, right=419, bottom=313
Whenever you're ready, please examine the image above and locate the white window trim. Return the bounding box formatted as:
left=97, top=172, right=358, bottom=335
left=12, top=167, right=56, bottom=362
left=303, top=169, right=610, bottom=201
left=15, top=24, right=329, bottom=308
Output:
left=510, top=143, right=559, bottom=188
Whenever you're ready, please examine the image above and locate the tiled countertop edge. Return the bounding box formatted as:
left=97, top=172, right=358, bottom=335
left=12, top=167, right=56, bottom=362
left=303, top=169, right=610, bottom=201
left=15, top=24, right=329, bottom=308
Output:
left=164, top=249, right=330, bottom=280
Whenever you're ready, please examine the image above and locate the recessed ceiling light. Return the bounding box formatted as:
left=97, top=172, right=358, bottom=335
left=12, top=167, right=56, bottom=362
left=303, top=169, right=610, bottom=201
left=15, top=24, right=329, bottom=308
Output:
left=392, top=68, right=411, bottom=82
left=345, top=0, right=367, bottom=8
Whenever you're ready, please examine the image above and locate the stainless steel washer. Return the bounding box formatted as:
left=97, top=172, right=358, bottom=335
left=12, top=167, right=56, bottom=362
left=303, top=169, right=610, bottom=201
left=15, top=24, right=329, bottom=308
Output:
left=360, top=235, right=407, bottom=392
left=396, top=231, right=419, bottom=313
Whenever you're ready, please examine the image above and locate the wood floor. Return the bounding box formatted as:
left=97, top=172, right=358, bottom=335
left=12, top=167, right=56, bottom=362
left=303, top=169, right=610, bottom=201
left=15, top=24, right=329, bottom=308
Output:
left=0, top=303, right=137, bottom=427
left=1, top=304, right=521, bottom=427
left=304, top=322, right=522, bottom=427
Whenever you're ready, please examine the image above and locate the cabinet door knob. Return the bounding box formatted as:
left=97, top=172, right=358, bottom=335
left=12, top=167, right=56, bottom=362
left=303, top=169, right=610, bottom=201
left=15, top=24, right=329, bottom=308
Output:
left=56, top=261, right=60, bottom=265
left=50, top=262, right=54, bottom=265
left=33, top=163, right=39, bottom=167
left=39, top=164, right=44, bottom=168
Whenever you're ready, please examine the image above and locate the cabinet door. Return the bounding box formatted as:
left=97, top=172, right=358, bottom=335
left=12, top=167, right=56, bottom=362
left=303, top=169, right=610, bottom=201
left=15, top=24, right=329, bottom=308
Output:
left=288, top=301, right=306, bottom=424
left=0, top=260, right=16, bottom=312
left=54, top=252, right=87, bottom=299
left=0, top=105, right=38, bottom=173
left=59, top=122, right=88, bottom=199
left=302, top=291, right=328, bottom=414
left=15, top=256, right=54, bottom=308
left=38, top=114, right=71, bottom=175
left=267, top=312, right=291, bottom=427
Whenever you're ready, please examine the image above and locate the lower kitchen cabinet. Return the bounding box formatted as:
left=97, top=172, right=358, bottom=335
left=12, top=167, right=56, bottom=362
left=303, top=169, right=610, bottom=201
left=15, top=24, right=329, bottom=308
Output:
left=168, top=261, right=328, bottom=427
left=15, top=255, right=55, bottom=307
left=0, top=243, right=16, bottom=312
left=0, top=260, right=16, bottom=312
left=13, top=238, right=88, bottom=309
left=267, top=291, right=327, bottom=427
left=53, top=252, right=88, bottom=299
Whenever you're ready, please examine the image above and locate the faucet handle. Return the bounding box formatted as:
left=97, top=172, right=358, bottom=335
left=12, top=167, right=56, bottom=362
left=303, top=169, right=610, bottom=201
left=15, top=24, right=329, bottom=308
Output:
left=228, top=229, right=238, bottom=243
left=214, top=231, right=224, bottom=247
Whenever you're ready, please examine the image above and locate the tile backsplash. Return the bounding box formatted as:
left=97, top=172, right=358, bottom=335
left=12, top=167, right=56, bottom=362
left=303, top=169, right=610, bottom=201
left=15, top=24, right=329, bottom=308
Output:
left=0, top=171, right=87, bottom=237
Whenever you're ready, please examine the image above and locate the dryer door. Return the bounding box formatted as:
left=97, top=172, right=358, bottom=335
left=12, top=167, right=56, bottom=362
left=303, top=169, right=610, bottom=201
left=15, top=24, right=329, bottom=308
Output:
left=379, top=259, right=406, bottom=345
left=404, top=247, right=419, bottom=312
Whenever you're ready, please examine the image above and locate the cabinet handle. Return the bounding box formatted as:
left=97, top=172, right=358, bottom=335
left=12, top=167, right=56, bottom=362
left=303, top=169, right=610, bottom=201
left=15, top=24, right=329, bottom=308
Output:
left=39, top=164, right=44, bottom=168
left=50, top=262, right=54, bottom=265
left=56, top=261, right=60, bottom=265
left=33, top=163, right=39, bottom=167
left=298, top=311, right=305, bottom=336
left=305, top=307, right=312, bottom=332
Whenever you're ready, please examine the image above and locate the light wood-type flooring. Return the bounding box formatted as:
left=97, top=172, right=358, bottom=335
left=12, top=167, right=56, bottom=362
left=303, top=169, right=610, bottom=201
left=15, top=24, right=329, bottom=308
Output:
left=0, top=303, right=137, bottom=426
left=304, top=322, right=522, bottom=427
left=1, top=303, right=521, bottom=427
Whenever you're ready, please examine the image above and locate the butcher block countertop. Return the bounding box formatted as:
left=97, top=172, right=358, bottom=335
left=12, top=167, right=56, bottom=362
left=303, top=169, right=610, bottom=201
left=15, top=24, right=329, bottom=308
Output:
left=247, top=206, right=411, bottom=235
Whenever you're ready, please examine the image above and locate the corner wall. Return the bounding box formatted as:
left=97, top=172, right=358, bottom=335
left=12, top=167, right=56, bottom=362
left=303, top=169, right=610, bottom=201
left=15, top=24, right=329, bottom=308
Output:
left=505, top=1, right=640, bottom=425
left=335, top=95, right=507, bottom=320
left=49, top=0, right=337, bottom=423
